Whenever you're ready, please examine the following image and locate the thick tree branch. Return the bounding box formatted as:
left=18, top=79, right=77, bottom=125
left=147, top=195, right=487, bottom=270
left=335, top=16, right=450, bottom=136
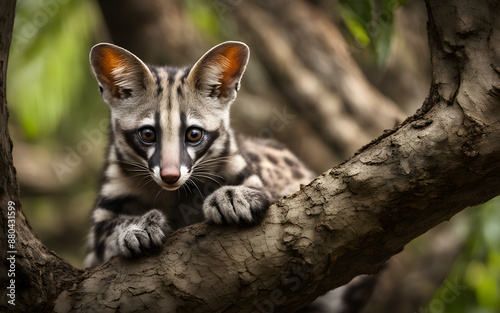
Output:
left=50, top=0, right=500, bottom=312
left=1, top=0, right=499, bottom=312
left=0, top=1, right=82, bottom=312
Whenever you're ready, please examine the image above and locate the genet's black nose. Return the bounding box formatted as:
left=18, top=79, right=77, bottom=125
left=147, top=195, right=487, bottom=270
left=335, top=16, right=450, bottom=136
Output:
left=161, top=166, right=180, bottom=184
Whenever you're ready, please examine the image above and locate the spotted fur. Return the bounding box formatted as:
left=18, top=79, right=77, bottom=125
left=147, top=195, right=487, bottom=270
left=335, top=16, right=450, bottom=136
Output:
left=85, top=42, right=315, bottom=267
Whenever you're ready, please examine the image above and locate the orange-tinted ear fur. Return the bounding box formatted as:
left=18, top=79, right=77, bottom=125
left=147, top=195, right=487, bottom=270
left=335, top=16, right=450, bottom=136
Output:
left=90, top=43, right=153, bottom=99
left=189, top=41, right=250, bottom=99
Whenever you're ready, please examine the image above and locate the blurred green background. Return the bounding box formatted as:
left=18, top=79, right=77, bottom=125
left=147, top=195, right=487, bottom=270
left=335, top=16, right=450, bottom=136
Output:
left=6, top=0, right=499, bottom=312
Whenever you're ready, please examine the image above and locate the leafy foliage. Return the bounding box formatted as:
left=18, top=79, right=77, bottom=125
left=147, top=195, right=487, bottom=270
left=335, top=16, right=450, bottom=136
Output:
left=7, top=0, right=105, bottom=267
left=8, top=0, right=100, bottom=141
left=434, top=197, right=500, bottom=313
left=338, top=0, right=407, bottom=65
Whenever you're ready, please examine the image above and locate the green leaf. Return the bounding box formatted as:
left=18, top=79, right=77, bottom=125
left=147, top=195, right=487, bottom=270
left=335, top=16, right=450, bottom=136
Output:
left=338, top=0, right=408, bottom=65
left=7, top=0, right=98, bottom=141
left=339, top=5, right=371, bottom=47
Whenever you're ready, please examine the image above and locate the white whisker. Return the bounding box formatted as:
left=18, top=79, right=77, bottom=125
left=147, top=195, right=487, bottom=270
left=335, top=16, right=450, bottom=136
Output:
left=191, top=173, right=223, bottom=187
left=153, top=187, right=165, bottom=204
left=180, top=183, right=190, bottom=198
left=192, top=171, right=226, bottom=181
left=114, top=159, right=149, bottom=170
left=187, top=179, right=203, bottom=197
left=137, top=176, right=154, bottom=189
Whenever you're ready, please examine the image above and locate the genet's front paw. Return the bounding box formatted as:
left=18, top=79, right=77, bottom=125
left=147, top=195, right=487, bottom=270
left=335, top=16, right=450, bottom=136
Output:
left=117, top=209, right=170, bottom=258
left=203, top=186, right=270, bottom=224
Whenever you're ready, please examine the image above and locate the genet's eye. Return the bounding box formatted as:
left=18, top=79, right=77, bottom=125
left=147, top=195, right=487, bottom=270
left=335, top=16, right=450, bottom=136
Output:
left=186, top=127, right=204, bottom=144
left=138, top=127, right=156, bottom=143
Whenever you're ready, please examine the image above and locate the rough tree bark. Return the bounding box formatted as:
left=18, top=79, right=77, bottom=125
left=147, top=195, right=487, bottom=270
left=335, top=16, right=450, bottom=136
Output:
left=1, top=0, right=499, bottom=312
left=0, top=1, right=83, bottom=311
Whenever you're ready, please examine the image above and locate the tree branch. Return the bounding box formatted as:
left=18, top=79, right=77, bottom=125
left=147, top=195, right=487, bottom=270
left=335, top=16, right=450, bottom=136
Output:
left=51, top=0, right=500, bottom=312
left=0, top=1, right=82, bottom=311
left=1, top=0, right=499, bottom=312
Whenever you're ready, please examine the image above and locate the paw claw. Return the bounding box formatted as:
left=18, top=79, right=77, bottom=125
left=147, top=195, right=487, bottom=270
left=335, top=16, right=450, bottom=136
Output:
left=203, top=186, right=269, bottom=225
left=118, top=209, right=170, bottom=258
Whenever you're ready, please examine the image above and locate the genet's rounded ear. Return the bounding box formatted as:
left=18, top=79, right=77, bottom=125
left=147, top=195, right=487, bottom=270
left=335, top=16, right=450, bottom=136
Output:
left=188, top=41, right=250, bottom=101
left=90, top=43, right=155, bottom=101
